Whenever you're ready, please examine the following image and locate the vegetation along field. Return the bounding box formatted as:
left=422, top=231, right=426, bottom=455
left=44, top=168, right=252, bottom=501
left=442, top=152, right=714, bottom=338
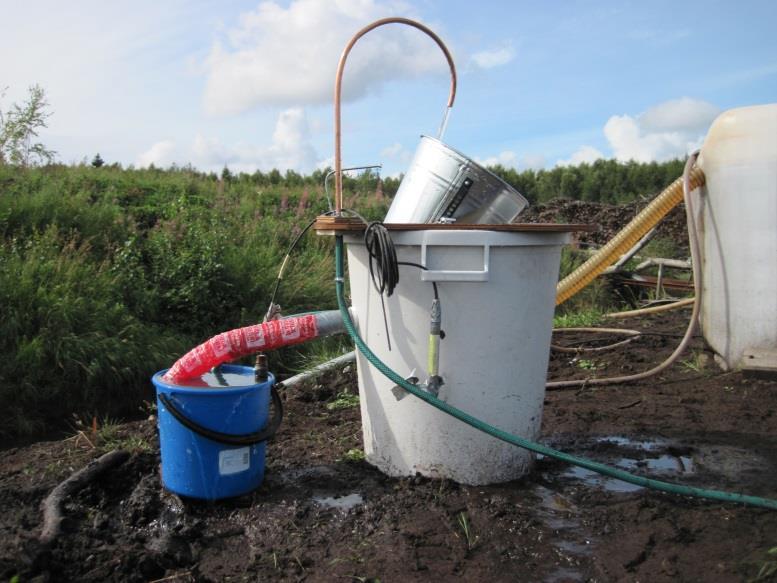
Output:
left=0, top=158, right=689, bottom=439
left=3, top=154, right=777, bottom=583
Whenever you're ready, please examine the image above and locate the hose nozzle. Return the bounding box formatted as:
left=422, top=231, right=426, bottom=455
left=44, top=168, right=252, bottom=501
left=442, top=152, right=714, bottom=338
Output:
left=426, top=298, right=443, bottom=395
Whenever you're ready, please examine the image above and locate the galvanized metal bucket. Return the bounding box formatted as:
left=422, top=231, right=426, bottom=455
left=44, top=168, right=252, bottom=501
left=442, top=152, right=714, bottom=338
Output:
left=385, top=136, right=529, bottom=224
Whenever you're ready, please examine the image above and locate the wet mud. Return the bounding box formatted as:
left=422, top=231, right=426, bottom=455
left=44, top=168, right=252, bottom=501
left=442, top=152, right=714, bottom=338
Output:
left=1, top=311, right=777, bottom=582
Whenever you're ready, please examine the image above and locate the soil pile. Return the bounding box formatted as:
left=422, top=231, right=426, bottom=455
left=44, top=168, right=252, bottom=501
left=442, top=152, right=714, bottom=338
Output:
left=520, top=198, right=691, bottom=254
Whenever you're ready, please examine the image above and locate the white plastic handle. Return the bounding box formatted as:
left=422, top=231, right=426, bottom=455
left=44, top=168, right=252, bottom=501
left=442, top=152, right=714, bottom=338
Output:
left=420, top=242, right=490, bottom=282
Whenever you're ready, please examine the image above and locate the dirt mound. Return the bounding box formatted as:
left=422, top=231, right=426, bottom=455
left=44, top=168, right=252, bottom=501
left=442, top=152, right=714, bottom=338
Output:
left=520, top=198, right=691, bottom=255
left=2, top=312, right=777, bottom=582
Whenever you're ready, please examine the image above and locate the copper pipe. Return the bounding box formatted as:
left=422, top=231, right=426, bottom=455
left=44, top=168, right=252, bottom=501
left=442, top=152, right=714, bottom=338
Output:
left=333, top=17, right=457, bottom=215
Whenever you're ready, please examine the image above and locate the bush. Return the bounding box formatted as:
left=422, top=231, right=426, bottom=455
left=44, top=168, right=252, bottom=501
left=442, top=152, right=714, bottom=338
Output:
left=0, top=228, right=187, bottom=436
left=2, top=157, right=686, bottom=436
left=0, top=164, right=387, bottom=436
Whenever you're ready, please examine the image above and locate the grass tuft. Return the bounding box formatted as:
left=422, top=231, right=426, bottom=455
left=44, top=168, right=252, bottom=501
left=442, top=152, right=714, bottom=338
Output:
left=327, top=391, right=360, bottom=411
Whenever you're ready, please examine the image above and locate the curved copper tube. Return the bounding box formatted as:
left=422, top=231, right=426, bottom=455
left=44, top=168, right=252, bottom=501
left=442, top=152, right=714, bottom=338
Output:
left=333, top=17, right=457, bottom=215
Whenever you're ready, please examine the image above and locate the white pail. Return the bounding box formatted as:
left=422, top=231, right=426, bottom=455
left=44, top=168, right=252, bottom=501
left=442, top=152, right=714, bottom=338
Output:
left=346, top=228, right=569, bottom=484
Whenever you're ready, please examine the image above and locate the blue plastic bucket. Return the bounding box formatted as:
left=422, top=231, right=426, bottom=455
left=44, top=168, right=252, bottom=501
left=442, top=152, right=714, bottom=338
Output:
left=152, top=365, right=278, bottom=500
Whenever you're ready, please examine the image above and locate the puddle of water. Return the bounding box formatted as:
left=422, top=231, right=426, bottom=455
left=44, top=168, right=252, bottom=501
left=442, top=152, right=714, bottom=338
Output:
left=593, top=435, right=666, bottom=450
left=616, top=454, right=695, bottom=474
left=533, top=485, right=579, bottom=530
left=556, top=539, right=592, bottom=555
left=561, top=453, right=695, bottom=493
left=549, top=434, right=697, bottom=493
left=533, top=434, right=772, bottom=582
left=563, top=466, right=645, bottom=493
left=313, top=492, right=363, bottom=511
left=533, top=483, right=594, bottom=571
left=544, top=566, right=585, bottom=583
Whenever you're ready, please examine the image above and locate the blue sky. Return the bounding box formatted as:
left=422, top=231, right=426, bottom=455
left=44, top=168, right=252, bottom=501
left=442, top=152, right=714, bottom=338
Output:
left=2, top=0, right=776, bottom=176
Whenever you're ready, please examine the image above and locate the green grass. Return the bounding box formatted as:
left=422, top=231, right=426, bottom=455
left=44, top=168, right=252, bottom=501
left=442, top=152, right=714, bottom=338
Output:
left=750, top=546, right=777, bottom=582
left=640, top=236, right=684, bottom=260
left=341, top=448, right=365, bottom=462
left=283, top=336, right=354, bottom=374
left=554, top=247, right=618, bottom=323
left=0, top=164, right=388, bottom=437
left=93, top=416, right=152, bottom=452
left=553, top=309, right=605, bottom=328
left=0, top=160, right=685, bottom=437
left=327, top=391, right=360, bottom=411
left=457, top=512, right=478, bottom=550
left=680, top=350, right=711, bottom=375
left=575, top=358, right=603, bottom=371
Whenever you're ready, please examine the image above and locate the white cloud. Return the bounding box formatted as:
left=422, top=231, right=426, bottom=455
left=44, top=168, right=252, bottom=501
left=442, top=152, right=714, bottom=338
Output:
left=470, top=43, right=515, bottom=70
left=264, top=107, right=318, bottom=171
left=556, top=145, right=604, bottom=167
left=639, top=97, right=720, bottom=133
left=191, top=107, right=318, bottom=173
left=476, top=150, right=545, bottom=170
left=316, top=156, right=334, bottom=171
left=562, top=97, right=720, bottom=165
left=520, top=153, right=547, bottom=170
left=380, top=142, right=413, bottom=164
left=136, top=140, right=176, bottom=168
left=136, top=108, right=320, bottom=172
left=478, top=150, right=518, bottom=167
left=202, top=0, right=453, bottom=115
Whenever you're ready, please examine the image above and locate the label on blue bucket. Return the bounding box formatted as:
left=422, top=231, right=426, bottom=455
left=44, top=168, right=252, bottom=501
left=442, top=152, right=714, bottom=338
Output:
left=218, top=447, right=250, bottom=475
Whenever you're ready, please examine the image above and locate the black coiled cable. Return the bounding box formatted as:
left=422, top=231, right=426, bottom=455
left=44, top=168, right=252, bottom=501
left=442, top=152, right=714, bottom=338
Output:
left=364, top=221, right=399, bottom=296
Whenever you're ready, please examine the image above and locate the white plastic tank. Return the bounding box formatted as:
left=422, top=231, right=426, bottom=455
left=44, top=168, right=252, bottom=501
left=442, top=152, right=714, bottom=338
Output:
left=346, top=227, right=570, bottom=485
left=698, top=103, right=777, bottom=370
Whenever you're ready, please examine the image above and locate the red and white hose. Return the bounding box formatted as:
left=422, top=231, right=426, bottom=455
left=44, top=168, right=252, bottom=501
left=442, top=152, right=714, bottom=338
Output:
left=164, top=311, right=345, bottom=383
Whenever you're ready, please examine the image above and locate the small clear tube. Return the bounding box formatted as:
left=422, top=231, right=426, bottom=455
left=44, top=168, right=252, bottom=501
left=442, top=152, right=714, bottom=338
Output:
left=437, top=106, right=452, bottom=141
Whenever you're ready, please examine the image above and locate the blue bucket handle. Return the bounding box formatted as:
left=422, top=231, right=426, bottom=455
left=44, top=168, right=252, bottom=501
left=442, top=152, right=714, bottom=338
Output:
left=158, top=384, right=284, bottom=446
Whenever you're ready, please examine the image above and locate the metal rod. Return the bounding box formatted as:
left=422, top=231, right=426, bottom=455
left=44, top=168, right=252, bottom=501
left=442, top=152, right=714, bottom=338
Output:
left=277, top=351, right=356, bottom=390
left=333, top=17, right=457, bottom=215
left=324, top=164, right=382, bottom=212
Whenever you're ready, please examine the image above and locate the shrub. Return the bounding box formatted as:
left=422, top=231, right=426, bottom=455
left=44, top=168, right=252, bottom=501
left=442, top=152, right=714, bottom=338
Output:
left=0, top=228, right=186, bottom=436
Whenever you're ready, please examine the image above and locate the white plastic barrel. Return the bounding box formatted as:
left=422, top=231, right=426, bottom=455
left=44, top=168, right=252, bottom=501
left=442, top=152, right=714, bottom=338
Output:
left=346, top=228, right=570, bottom=485
left=698, top=104, right=777, bottom=370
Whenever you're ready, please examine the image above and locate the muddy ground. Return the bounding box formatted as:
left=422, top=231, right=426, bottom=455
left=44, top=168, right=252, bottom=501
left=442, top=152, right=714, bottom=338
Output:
left=1, top=307, right=776, bottom=582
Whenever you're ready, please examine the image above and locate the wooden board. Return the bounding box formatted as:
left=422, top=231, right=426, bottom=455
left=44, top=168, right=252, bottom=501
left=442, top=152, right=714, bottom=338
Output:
left=313, top=215, right=597, bottom=234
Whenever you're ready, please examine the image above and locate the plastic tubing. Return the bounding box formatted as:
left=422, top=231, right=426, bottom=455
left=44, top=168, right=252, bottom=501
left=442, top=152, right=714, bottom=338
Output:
left=605, top=297, right=695, bottom=320
left=556, top=167, right=705, bottom=305
left=164, top=310, right=345, bottom=383
left=547, top=153, right=704, bottom=389
left=334, top=235, right=777, bottom=510
left=551, top=327, right=641, bottom=354
left=548, top=154, right=704, bottom=388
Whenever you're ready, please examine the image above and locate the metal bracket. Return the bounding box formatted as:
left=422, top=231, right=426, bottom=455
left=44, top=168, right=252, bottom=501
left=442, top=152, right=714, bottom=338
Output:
left=391, top=375, right=419, bottom=401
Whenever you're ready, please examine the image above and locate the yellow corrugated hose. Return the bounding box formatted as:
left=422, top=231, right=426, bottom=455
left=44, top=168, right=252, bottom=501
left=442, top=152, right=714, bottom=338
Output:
left=555, top=167, right=706, bottom=305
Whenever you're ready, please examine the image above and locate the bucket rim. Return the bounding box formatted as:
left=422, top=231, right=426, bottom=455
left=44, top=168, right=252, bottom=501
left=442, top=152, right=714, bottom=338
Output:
left=418, top=134, right=526, bottom=196
left=344, top=228, right=572, bottom=247
left=153, top=364, right=274, bottom=395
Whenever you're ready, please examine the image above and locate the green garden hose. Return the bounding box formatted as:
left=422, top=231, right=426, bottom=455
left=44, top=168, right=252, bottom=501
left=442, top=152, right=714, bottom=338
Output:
left=334, top=235, right=777, bottom=510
